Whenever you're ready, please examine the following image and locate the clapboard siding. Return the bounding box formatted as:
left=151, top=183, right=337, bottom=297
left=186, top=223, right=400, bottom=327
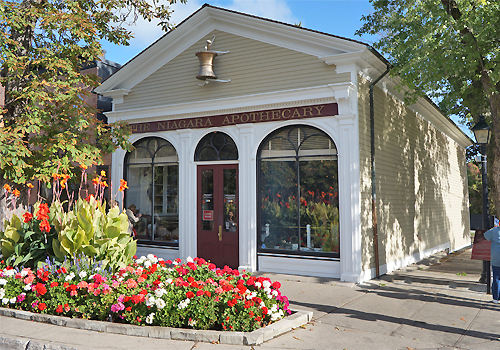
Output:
left=116, top=29, right=350, bottom=111
left=358, top=75, right=470, bottom=272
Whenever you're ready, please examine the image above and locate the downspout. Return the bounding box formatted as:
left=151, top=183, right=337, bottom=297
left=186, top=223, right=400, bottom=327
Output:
left=368, top=48, right=391, bottom=278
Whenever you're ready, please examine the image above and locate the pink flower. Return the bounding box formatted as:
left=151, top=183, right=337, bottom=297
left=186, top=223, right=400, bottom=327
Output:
left=111, top=302, right=125, bottom=313
left=214, top=287, right=223, bottom=294
left=126, top=279, right=138, bottom=289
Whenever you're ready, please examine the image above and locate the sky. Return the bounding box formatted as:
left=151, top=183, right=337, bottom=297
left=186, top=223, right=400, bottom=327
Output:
left=100, top=0, right=472, bottom=138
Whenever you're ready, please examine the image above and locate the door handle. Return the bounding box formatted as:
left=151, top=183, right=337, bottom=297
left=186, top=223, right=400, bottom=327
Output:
left=218, top=226, right=223, bottom=241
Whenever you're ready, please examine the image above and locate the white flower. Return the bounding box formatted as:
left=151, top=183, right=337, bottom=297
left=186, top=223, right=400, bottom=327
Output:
left=65, top=272, right=75, bottom=281
left=0, top=279, right=7, bottom=285
left=155, top=288, right=166, bottom=298
left=24, top=284, right=32, bottom=291
left=271, top=312, right=281, bottom=321
left=254, top=282, right=262, bottom=289
left=271, top=290, right=278, bottom=297
left=173, top=261, right=179, bottom=266
left=2, top=298, right=8, bottom=305
left=0, top=288, right=5, bottom=299
left=144, top=260, right=152, bottom=268
left=271, top=305, right=278, bottom=313
left=147, top=254, right=158, bottom=263
left=9, top=297, right=16, bottom=304
left=122, top=273, right=128, bottom=278
left=263, top=280, right=271, bottom=288
left=20, top=269, right=29, bottom=277
left=165, top=278, right=173, bottom=284
left=88, top=274, right=95, bottom=280
left=117, top=277, right=124, bottom=282
left=4, top=270, right=15, bottom=277
left=188, top=318, right=197, bottom=327
left=145, top=313, right=155, bottom=324
left=79, top=271, right=87, bottom=279
left=186, top=256, right=194, bottom=263
left=145, top=295, right=156, bottom=307
left=155, top=298, right=166, bottom=309
left=178, top=299, right=190, bottom=309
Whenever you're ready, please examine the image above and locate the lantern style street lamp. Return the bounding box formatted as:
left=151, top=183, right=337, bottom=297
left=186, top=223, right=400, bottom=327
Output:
left=471, top=115, right=492, bottom=293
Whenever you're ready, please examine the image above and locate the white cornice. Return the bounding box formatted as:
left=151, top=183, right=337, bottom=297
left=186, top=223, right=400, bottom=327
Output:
left=99, top=88, right=130, bottom=104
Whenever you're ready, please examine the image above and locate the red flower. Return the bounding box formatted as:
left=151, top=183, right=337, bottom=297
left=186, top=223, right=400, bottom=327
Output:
left=196, top=290, right=204, bottom=297
left=272, top=281, right=281, bottom=289
left=227, top=298, right=238, bottom=307
left=56, top=305, right=63, bottom=313
left=36, top=203, right=50, bottom=221
left=186, top=291, right=195, bottom=299
left=38, top=303, right=47, bottom=311
left=261, top=306, right=268, bottom=315
left=50, top=282, right=59, bottom=288
left=34, top=283, right=47, bottom=296
left=204, top=291, right=211, bottom=297
left=125, top=306, right=132, bottom=311
left=131, top=294, right=144, bottom=304
left=285, top=202, right=290, bottom=209
left=22, top=212, right=33, bottom=223
left=39, top=219, right=50, bottom=233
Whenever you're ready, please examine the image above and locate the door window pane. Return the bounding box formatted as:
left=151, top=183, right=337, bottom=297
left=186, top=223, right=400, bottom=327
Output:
left=201, top=169, right=214, bottom=231
left=224, top=169, right=237, bottom=232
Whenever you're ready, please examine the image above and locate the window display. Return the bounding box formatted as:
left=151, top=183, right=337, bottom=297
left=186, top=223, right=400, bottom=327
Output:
left=258, top=126, right=339, bottom=256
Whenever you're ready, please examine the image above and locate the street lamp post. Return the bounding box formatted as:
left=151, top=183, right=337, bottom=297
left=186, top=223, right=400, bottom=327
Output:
left=471, top=115, right=492, bottom=294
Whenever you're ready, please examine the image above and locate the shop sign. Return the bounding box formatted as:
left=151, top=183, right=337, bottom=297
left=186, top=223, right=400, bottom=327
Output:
left=203, top=210, right=213, bottom=221
left=130, top=103, right=338, bottom=134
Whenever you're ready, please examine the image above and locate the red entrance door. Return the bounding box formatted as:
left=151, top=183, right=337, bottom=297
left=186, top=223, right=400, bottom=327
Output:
left=197, top=164, right=239, bottom=269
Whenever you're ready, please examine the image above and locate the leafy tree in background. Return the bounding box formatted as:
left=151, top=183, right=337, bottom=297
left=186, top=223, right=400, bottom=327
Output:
left=0, top=0, right=186, bottom=186
left=357, top=0, right=500, bottom=217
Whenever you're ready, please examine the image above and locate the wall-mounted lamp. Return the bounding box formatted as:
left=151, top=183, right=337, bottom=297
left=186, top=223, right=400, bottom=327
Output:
left=195, top=36, right=230, bottom=86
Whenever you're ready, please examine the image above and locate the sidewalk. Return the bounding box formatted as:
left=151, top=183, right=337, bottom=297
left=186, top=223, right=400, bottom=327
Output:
left=1, top=248, right=499, bottom=350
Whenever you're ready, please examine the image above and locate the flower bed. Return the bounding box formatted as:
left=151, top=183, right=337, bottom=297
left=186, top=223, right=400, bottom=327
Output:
left=0, top=254, right=290, bottom=332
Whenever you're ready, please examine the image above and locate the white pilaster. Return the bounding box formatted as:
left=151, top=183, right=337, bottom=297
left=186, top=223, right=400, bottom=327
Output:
left=237, top=124, right=257, bottom=272
left=177, top=129, right=196, bottom=259
left=337, top=113, right=362, bottom=283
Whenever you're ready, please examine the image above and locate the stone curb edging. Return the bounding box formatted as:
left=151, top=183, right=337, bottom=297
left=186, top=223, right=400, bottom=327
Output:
left=0, top=307, right=312, bottom=346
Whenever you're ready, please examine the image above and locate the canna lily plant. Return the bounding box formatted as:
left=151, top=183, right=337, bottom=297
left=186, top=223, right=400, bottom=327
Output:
left=0, top=170, right=136, bottom=271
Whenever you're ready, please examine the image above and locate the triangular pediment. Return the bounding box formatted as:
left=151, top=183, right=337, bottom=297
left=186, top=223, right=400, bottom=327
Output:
left=95, top=4, right=371, bottom=97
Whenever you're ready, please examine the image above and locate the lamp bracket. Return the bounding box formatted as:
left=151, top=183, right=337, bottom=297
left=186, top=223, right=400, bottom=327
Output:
left=198, top=79, right=231, bottom=86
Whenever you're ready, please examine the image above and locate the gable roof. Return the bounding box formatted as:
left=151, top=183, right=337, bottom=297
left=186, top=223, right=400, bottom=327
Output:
left=95, top=3, right=379, bottom=95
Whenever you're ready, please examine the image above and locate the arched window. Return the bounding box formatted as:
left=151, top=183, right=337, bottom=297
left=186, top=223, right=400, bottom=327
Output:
left=124, top=137, right=179, bottom=245
left=195, top=132, right=238, bottom=161
left=257, top=125, right=339, bottom=257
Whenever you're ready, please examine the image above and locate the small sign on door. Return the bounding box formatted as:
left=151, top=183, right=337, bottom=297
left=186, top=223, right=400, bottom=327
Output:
left=203, top=210, right=214, bottom=221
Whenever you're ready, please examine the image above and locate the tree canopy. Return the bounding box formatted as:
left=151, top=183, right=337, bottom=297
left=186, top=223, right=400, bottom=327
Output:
left=0, top=0, right=186, bottom=184
left=357, top=0, right=500, bottom=218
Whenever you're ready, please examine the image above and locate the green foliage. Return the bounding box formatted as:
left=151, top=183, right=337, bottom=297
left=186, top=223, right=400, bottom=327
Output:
left=357, top=0, right=500, bottom=120
left=0, top=197, right=136, bottom=271
left=0, top=202, right=60, bottom=268
left=467, top=161, right=495, bottom=215
left=0, top=0, right=186, bottom=184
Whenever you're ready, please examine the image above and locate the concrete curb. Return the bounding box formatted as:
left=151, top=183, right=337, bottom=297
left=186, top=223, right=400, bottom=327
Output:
left=0, top=307, right=312, bottom=346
